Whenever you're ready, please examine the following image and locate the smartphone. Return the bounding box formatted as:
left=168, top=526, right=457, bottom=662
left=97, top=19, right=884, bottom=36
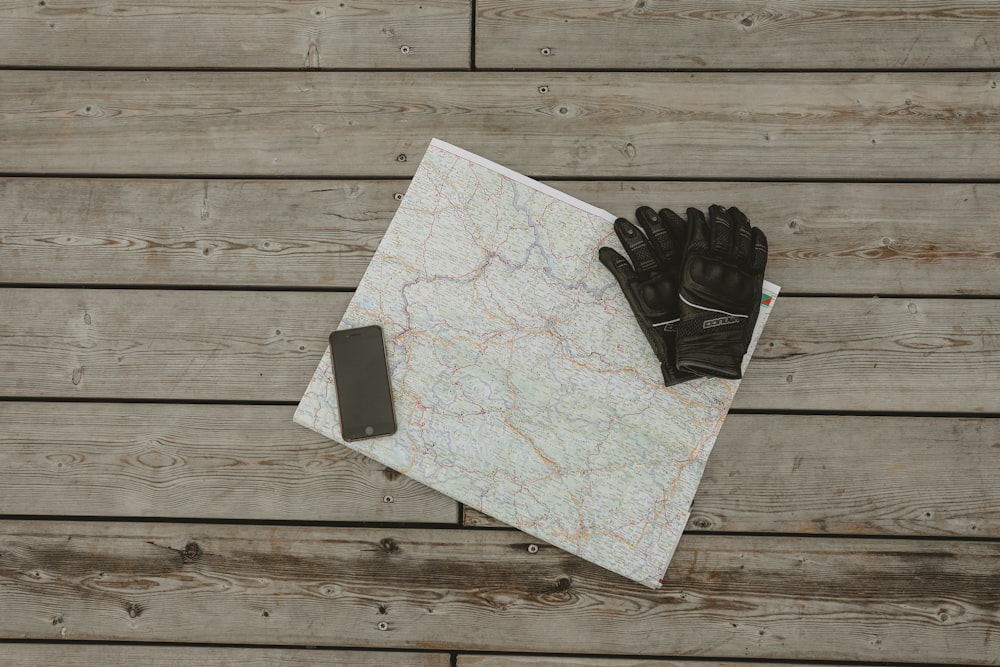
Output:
left=329, top=325, right=397, bottom=441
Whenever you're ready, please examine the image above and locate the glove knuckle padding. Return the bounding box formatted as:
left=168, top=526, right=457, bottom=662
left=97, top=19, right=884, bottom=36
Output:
left=640, top=277, right=678, bottom=314
left=684, top=258, right=753, bottom=314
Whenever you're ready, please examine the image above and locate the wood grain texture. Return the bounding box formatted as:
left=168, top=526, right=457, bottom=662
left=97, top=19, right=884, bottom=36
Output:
left=0, top=288, right=350, bottom=401
left=465, top=415, right=1000, bottom=538
left=2, top=644, right=449, bottom=667
left=0, top=0, right=470, bottom=69
left=693, top=415, right=1000, bottom=537
left=476, top=1, right=1000, bottom=70
left=0, top=402, right=457, bottom=523
left=1, top=522, right=998, bottom=663
left=5, top=408, right=996, bottom=536
left=2, top=71, right=999, bottom=179
left=734, top=296, right=1000, bottom=412
left=4, top=179, right=1000, bottom=296
left=0, top=179, right=400, bottom=288
left=2, top=1, right=997, bottom=664
left=459, top=658, right=859, bottom=667
left=2, top=290, right=998, bottom=413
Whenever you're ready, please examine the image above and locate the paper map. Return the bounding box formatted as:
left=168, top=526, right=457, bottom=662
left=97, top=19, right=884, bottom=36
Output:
left=295, top=139, right=780, bottom=588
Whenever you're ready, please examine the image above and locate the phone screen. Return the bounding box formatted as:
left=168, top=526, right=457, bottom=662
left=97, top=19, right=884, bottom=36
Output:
left=329, top=325, right=397, bottom=441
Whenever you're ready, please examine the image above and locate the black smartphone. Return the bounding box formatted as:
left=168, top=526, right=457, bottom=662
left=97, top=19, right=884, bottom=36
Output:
left=329, top=325, right=397, bottom=441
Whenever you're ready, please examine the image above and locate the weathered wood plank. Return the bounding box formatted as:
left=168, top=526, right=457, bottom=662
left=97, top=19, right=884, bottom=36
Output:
left=2, top=71, right=998, bottom=179
left=465, top=415, right=1000, bottom=537
left=4, top=179, right=1000, bottom=297
left=476, top=1, right=1000, bottom=70
left=4, top=408, right=995, bottom=536
left=734, top=296, right=1000, bottom=412
left=0, top=179, right=400, bottom=289
left=0, top=289, right=348, bottom=402
left=694, top=415, right=1000, bottom=537
left=2, top=643, right=449, bottom=667
left=459, top=658, right=859, bottom=667
left=1, top=290, right=997, bottom=413
left=0, top=402, right=457, bottom=523
left=1, top=522, right=997, bottom=663
left=0, top=0, right=470, bottom=69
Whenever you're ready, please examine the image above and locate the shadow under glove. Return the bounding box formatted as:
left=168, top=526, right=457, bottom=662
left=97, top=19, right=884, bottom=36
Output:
left=676, top=205, right=768, bottom=380
left=599, top=206, right=699, bottom=387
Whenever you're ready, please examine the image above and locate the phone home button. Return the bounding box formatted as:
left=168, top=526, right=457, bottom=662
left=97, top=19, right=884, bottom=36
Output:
left=364, top=426, right=375, bottom=436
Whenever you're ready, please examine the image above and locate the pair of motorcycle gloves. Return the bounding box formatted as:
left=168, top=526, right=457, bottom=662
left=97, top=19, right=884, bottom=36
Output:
left=599, top=205, right=768, bottom=387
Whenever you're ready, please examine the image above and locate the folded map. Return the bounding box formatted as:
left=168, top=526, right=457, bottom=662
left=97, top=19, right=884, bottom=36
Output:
left=295, top=138, right=780, bottom=588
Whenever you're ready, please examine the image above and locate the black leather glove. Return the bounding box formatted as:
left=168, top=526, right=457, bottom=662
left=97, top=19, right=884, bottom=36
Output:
left=599, top=206, right=699, bottom=386
left=676, top=205, right=768, bottom=380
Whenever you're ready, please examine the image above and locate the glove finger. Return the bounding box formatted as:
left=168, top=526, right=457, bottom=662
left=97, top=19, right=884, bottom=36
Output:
left=598, top=246, right=638, bottom=289
left=635, top=206, right=677, bottom=267
left=750, top=227, right=769, bottom=273
left=708, top=204, right=734, bottom=256
left=730, top=206, right=753, bottom=265
left=685, top=206, right=709, bottom=255
left=657, top=207, right=688, bottom=252
left=613, top=217, right=658, bottom=274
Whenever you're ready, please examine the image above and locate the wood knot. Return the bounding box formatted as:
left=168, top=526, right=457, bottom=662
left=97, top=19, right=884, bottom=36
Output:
left=181, top=541, right=202, bottom=563
left=378, top=538, right=400, bottom=555
left=124, top=602, right=144, bottom=618
left=544, top=577, right=573, bottom=595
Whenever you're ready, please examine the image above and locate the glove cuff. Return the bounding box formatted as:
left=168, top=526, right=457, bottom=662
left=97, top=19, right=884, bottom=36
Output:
left=676, top=301, right=750, bottom=380
left=675, top=350, right=744, bottom=380
left=661, top=360, right=699, bottom=387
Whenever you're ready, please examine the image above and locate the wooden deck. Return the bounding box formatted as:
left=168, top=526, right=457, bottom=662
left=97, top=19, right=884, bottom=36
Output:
left=1, top=1, right=999, bottom=664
